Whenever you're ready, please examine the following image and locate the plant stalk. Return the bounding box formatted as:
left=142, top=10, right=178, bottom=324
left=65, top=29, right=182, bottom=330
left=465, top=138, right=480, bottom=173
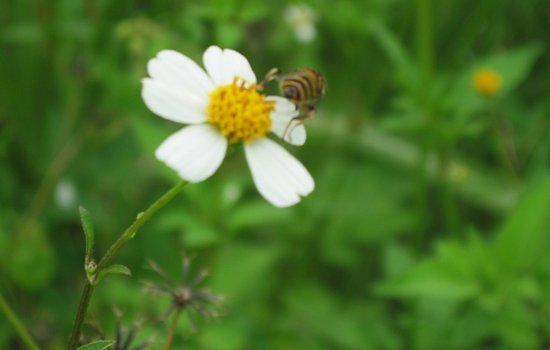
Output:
left=415, top=0, right=435, bottom=250
left=163, top=309, right=182, bottom=350
left=95, top=180, right=188, bottom=272
left=68, top=180, right=188, bottom=349
left=67, top=282, right=93, bottom=350
left=0, top=290, right=41, bottom=350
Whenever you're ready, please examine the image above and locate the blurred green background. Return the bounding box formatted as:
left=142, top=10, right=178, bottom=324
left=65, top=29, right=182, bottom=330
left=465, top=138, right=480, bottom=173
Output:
left=1, top=0, right=549, bottom=349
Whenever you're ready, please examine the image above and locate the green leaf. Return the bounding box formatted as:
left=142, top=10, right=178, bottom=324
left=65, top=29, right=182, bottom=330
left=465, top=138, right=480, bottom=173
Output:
left=129, top=116, right=170, bottom=156
left=448, top=44, right=543, bottom=116
left=479, top=44, right=543, bottom=97
left=215, top=21, right=243, bottom=47
left=493, top=177, right=550, bottom=274
left=210, top=243, right=280, bottom=302
left=376, top=239, right=486, bottom=301
left=284, top=285, right=397, bottom=349
left=367, top=20, right=420, bottom=92
left=79, top=206, right=95, bottom=261
left=76, top=340, right=114, bottom=350
left=179, top=212, right=220, bottom=248
left=376, top=259, right=479, bottom=300
left=238, top=2, right=270, bottom=22
left=495, top=298, right=538, bottom=349
left=382, top=242, right=415, bottom=280
left=226, top=200, right=292, bottom=233
left=93, top=264, right=132, bottom=285
left=7, top=225, right=56, bottom=291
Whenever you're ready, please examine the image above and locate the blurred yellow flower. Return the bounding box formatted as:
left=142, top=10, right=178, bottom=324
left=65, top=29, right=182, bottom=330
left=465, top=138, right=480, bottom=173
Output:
left=472, top=68, right=502, bottom=97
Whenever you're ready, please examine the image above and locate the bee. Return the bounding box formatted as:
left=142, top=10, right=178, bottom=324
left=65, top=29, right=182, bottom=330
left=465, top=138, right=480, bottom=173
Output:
left=259, top=67, right=327, bottom=141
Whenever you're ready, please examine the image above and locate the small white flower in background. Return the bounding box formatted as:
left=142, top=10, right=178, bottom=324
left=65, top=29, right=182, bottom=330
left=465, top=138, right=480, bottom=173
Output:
left=284, top=4, right=318, bottom=43
left=54, top=179, right=76, bottom=209
left=142, top=46, right=314, bottom=207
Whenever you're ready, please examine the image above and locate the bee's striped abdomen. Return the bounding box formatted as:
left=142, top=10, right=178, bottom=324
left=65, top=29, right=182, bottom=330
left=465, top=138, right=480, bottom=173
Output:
left=280, top=68, right=326, bottom=104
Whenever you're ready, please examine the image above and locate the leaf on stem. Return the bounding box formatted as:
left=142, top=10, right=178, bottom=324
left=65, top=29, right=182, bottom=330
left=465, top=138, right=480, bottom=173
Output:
left=92, top=264, right=132, bottom=286
left=79, top=206, right=95, bottom=263
left=76, top=340, right=114, bottom=350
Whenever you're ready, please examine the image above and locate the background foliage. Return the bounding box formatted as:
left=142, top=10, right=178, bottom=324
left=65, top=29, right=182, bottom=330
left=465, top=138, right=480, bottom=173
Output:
left=1, top=0, right=549, bottom=349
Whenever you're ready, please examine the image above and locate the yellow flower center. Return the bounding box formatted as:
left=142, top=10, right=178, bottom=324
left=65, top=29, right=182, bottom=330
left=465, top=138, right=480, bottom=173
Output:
left=207, top=78, right=274, bottom=144
left=473, top=68, right=502, bottom=97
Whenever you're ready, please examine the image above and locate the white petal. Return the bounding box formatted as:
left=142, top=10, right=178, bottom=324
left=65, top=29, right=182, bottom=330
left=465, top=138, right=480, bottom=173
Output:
left=265, top=96, right=298, bottom=113
left=142, top=78, right=207, bottom=124
left=268, top=97, right=306, bottom=146
left=155, top=124, right=228, bottom=182
left=244, top=138, right=314, bottom=207
left=223, top=49, right=257, bottom=84
left=147, top=50, right=214, bottom=98
left=270, top=116, right=307, bottom=146
left=203, top=46, right=257, bottom=86
left=203, top=46, right=225, bottom=86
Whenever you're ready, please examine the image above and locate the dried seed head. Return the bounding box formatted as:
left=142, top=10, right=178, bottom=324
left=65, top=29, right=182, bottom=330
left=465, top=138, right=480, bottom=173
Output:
left=143, top=256, right=225, bottom=331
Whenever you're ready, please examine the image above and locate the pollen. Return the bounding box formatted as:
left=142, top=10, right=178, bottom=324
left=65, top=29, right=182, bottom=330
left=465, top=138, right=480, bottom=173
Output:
left=473, top=68, right=502, bottom=97
left=207, top=78, right=275, bottom=144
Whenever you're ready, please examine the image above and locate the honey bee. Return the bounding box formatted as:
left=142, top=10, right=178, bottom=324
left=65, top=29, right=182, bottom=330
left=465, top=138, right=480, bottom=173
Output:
left=259, top=67, right=327, bottom=141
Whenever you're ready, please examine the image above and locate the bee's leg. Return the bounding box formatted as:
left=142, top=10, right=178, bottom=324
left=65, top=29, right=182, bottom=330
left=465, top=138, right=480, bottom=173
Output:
left=283, top=104, right=316, bottom=143
left=298, top=104, right=316, bottom=122
left=282, top=119, right=302, bottom=144
left=257, top=67, right=281, bottom=90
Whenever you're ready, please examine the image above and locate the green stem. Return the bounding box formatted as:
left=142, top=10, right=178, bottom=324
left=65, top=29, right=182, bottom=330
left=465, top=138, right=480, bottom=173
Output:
left=163, top=309, right=182, bottom=350
left=415, top=136, right=430, bottom=252
left=68, top=180, right=188, bottom=350
left=437, top=142, right=459, bottom=237
left=415, top=0, right=434, bottom=250
left=416, top=0, right=434, bottom=84
left=95, top=180, right=188, bottom=272
left=416, top=0, right=460, bottom=238
left=490, top=109, right=519, bottom=177
left=0, top=290, right=41, bottom=350
left=67, top=283, right=93, bottom=350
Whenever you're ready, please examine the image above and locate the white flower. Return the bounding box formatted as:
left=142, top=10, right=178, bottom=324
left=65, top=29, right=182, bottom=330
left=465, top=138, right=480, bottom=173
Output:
left=54, top=179, right=76, bottom=209
left=284, top=4, right=318, bottom=43
left=142, top=46, right=314, bottom=207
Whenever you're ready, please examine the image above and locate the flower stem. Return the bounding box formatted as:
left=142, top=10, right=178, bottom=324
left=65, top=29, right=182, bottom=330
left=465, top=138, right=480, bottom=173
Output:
left=67, top=282, right=93, bottom=350
left=163, top=308, right=182, bottom=350
left=67, top=180, right=188, bottom=350
left=0, top=290, right=41, bottom=350
left=416, top=0, right=434, bottom=83
left=95, top=180, right=188, bottom=272
left=415, top=0, right=435, bottom=250
left=490, top=109, right=519, bottom=177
